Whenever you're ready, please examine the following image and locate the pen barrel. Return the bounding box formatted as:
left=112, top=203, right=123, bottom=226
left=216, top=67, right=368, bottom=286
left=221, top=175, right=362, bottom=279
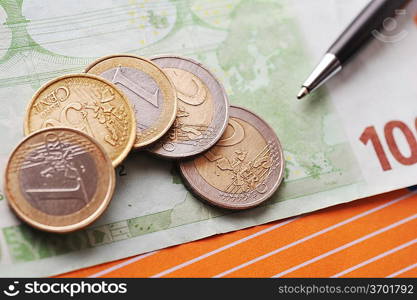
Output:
left=329, top=0, right=409, bottom=64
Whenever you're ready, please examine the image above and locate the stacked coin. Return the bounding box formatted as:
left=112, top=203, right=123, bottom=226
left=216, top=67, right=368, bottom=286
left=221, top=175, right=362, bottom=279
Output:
left=3, top=54, right=285, bottom=233
left=147, top=56, right=229, bottom=158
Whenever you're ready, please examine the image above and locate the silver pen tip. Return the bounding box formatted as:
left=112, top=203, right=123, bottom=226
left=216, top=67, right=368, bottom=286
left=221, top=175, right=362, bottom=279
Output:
left=297, top=87, right=309, bottom=100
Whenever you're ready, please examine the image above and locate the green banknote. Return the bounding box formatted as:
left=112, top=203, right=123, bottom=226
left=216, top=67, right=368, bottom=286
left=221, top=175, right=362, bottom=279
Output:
left=1, top=0, right=416, bottom=277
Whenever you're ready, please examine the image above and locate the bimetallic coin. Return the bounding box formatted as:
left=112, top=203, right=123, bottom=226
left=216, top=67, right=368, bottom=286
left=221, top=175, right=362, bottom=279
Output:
left=179, top=106, right=285, bottom=210
left=85, top=54, right=177, bottom=148
left=148, top=56, right=229, bottom=158
left=4, top=128, right=115, bottom=233
left=24, top=74, right=136, bottom=167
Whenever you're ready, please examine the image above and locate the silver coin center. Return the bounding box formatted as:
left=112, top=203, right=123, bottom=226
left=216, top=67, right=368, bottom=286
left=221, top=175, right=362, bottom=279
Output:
left=101, top=66, right=163, bottom=131
left=19, top=132, right=98, bottom=216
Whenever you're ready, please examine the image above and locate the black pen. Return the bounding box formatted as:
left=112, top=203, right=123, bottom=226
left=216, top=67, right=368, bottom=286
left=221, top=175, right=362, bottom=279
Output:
left=297, top=0, right=410, bottom=100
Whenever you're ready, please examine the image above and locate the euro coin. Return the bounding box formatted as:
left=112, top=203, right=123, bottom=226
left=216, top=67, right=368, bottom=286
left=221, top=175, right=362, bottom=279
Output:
left=179, top=106, right=285, bottom=210
left=4, top=127, right=115, bottom=233
left=85, top=54, right=177, bottom=148
left=148, top=56, right=229, bottom=158
left=24, top=74, right=136, bottom=167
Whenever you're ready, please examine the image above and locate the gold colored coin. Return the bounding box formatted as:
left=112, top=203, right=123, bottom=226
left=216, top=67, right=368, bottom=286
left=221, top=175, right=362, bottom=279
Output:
left=85, top=54, right=177, bottom=148
left=24, top=74, right=136, bottom=167
left=4, top=127, right=115, bottom=233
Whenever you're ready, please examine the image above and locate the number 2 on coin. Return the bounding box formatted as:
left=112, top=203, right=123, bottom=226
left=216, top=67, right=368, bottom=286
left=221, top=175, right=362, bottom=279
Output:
left=117, top=165, right=127, bottom=176
left=360, top=120, right=417, bottom=171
